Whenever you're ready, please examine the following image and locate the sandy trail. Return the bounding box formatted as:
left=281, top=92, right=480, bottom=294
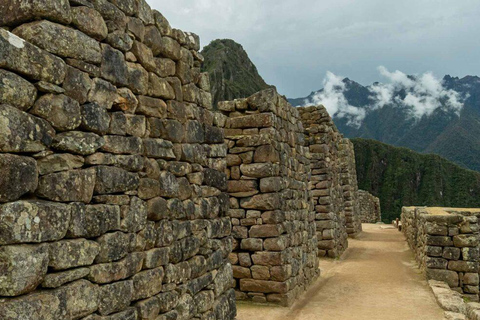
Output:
left=236, top=223, right=444, bottom=320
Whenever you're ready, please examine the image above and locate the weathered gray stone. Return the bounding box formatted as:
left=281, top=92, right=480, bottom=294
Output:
left=0, top=104, right=55, bottom=153
left=0, top=29, right=66, bottom=84
left=31, top=94, right=82, bottom=131
left=143, top=138, right=175, bottom=159
left=131, top=40, right=156, bottom=72
left=0, top=154, right=37, bottom=202
left=35, top=81, right=65, bottom=94
left=48, top=239, right=100, bottom=270
left=86, top=153, right=144, bottom=172
left=37, top=154, right=84, bottom=175
left=105, top=31, right=134, bottom=52
left=53, top=131, right=105, bottom=155
left=0, top=291, right=63, bottom=319
left=95, top=165, right=139, bottom=194
left=41, top=267, right=90, bottom=288
left=137, top=95, right=167, bottom=118
left=88, top=252, right=144, bottom=284
left=158, top=36, right=181, bottom=61
left=71, top=6, right=108, bottom=41
left=68, top=203, right=121, bottom=238
left=0, top=69, right=36, bottom=111
left=120, top=197, right=147, bottom=233
left=426, top=268, right=459, bottom=287
left=0, top=244, right=49, bottom=296
left=63, top=66, right=92, bottom=104
left=148, top=72, right=175, bottom=99
left=126, top=62, right=149, bottom=95
left=132, top=267, right=164, bottom=301
left=95, top=231, right=131, bottom=263
left=0, top=0, right=72, bottom=26
left=82, top=102, right=111, bottom=134
left=14, top=20, right=102, bottom=64
left=53, top=279, right=99, bottom=319
left=88, top=77, right=118, bottom=109
left=0, top=200, right=71, bottom=244
left=37, top=169, right=96, bottom=203
left=101, top=136, right=143, bottom=154
left=98, top=280, right=133, bottom=316
left=240, top=193, right=281, bottom=210
left=101, top=44, right=128, bottom=86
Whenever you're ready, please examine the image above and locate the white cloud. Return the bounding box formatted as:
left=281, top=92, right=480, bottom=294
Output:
left=305, top=67, right=466, bottom=127
left=306, top=71, right=366, bottom=127
left=371, top=66, right=465, bottom=119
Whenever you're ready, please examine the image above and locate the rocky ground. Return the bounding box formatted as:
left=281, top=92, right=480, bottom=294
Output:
left=236, top=224, right=445, bottom=320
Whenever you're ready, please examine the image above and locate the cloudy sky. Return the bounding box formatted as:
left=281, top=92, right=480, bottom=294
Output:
left=151, top=0, right=480, bottom=98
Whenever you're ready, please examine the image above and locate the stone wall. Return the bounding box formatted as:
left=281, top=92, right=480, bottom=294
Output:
left=298, top=106, right=348, bottom=258
left=0, top=1, right=236, bottom=319
left=402, top=207, right=480, bottom=301
left=220, top=89, right=319, bottom=306
left=358, top=190, right=381, bottom=223
left=339, top=138, right=362, bottom=236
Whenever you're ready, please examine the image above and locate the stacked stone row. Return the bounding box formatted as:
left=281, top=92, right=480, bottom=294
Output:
left=298, top=106, right=348, bottom=258
left=339, top=139, right=363, bottom=236
left=0, top=1, right=236, bottom=319
left=219, top=89, right=319, bottom=306
left=402, top=207, right=480, bottom=301
left=358, top=190, right=381, bottom=223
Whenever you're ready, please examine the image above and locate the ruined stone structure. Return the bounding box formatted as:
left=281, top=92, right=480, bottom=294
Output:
left=339, top=139, right=363, bottom=237
left=220, top=89, right=319, bottom=306
left=402, top=207, right=480, bottom=301
left=358, top=190, right=381, bottom=223
left=299, top=106, right=348, bottom=258
left=0, top=1, right=236, bottom=319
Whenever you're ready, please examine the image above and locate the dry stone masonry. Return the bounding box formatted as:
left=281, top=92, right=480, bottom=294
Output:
left=402, top=207, right=480, bottom=302
left=339, top=139, right=363, bottom=237
left=358, top=190, right=381, bottom=223
left=219, top=89, right=319, bottom=306
left=298, top=106, right=348, bottom=258
left=0, top=0, right=236, bottom=319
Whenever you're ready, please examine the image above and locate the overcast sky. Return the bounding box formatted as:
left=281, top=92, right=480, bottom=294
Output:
left=150, top=0, right=480, bottom=98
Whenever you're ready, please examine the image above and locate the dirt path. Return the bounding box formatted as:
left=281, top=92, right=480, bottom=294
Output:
left=236, top=223, right=444, bottom=320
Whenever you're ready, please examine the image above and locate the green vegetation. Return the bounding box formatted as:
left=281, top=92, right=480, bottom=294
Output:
left=352, top=138, right=480, bottom=223
left=201, top=39, right=271, bottom=108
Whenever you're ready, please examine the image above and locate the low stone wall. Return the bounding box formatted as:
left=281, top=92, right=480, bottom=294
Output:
left=220, top=89, right=319, bottom=306
left=358, top=190, right=381, bottom=223
left=299, top=106, right=348, bottom=258
left=339, top=138, right=362, bottom=237
left=402, top=207, right=480, bottom=301
left=0, top=1, right=236, bottom=319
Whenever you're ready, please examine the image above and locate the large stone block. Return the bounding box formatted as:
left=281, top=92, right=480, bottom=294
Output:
left=132, top=267, right=164, bottom=301
left=0, top=200, right=71, bottom=244
left=14, top=20, right=102, bottom=63
left=53, top=279, right=99, bottom=319
left=0, top=104, right=55, bottom=153
left=0, top=69, right=37, bottom=111
left=71, top=6, right=108, bottom=41
left=98, top=280, right=133, bottom=316
left=0, top=154, right=37, bottom=202
left=240, top=193, right=281, bottom=210
left=37, top=169, right=96, bottom=203
left=0, top=0, right=72, bottom=26
left=228, top=113, right=274, bottom=128
left=31, top=94, right=82, bottom=131
left=239, top=279, right=287, bottom=294
left=41, top=267, right=90, bottom=289
left=88, top=252, right=144, bottom=284
left=53, top=131, right=105, bottom=155
left=68, top=203, right=121, bottom=238
left=240, top=163, right=275, bottom=178
left=0, top=291, right=63, bottom=319
left=95, top=231, right=131, bottom=263
left=94, top=165, right=139, bottom=194
left=48, top=239, right=100, bottom=270
left=0, top=244, right=49, bottom=296
left=37, top=153, right=84, bottom=175
left=0, top=29, right=66, bottom=84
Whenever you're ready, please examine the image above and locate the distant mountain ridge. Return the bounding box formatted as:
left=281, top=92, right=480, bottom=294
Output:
left=201, top=39, right=271, bottom=107
left=352, top=138, right=480, bottom=223
left=289, top=75, right=480, bottom=172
